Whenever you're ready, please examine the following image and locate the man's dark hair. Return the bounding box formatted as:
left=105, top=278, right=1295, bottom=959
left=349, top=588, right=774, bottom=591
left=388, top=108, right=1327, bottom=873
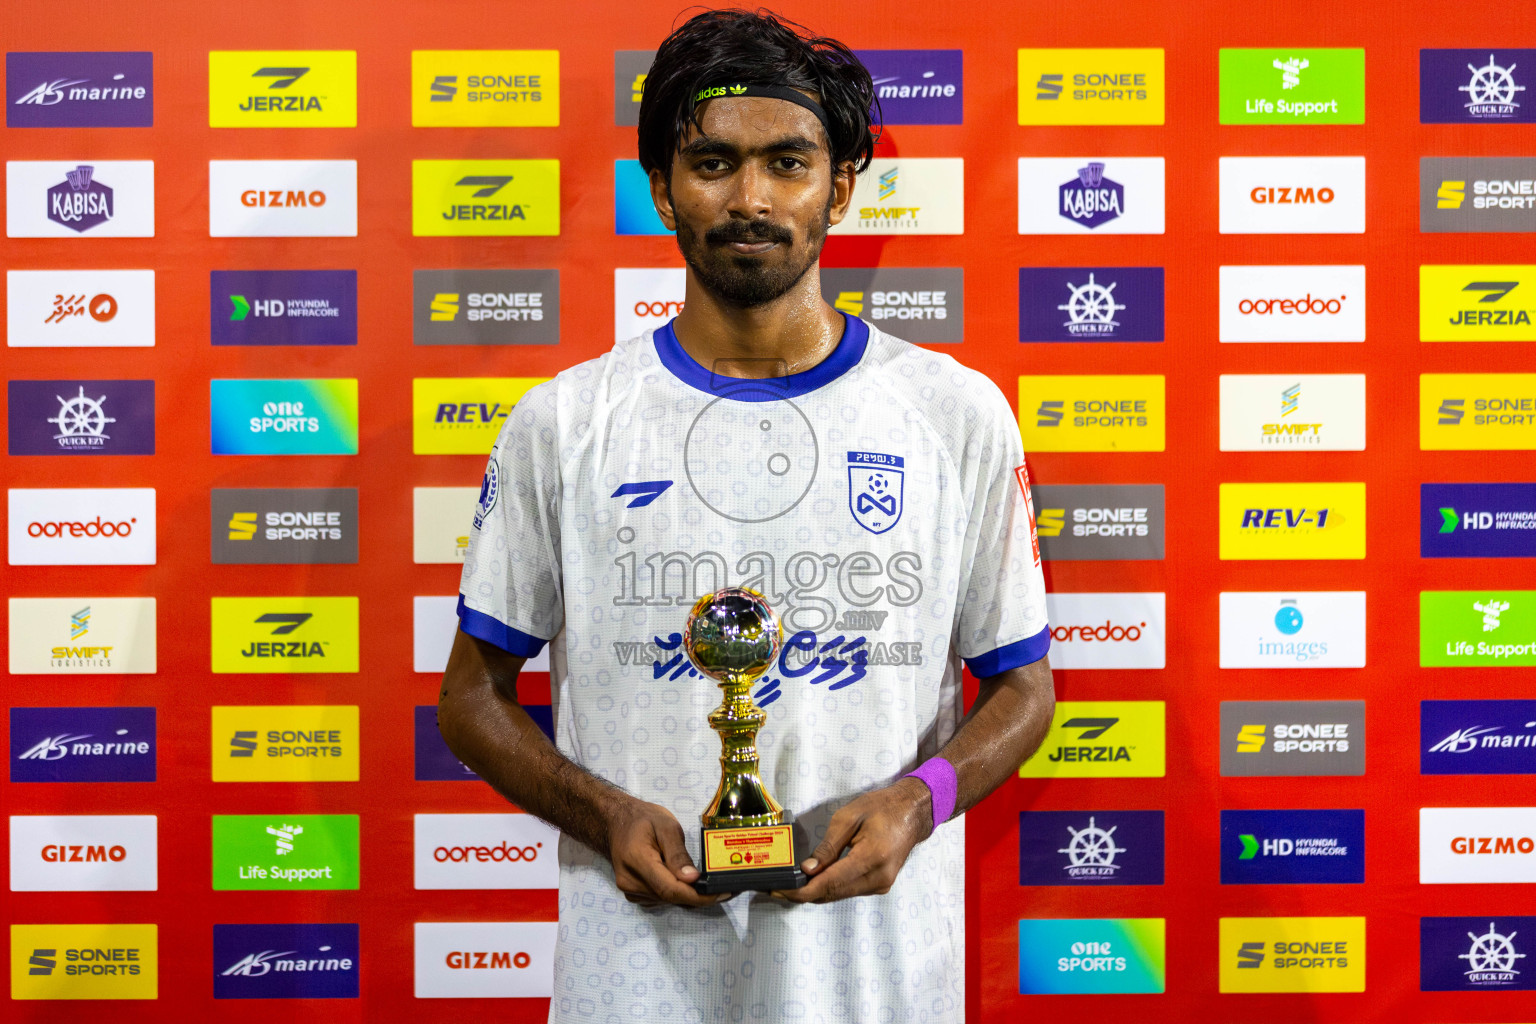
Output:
left=637, top=8, right=880, bottom=178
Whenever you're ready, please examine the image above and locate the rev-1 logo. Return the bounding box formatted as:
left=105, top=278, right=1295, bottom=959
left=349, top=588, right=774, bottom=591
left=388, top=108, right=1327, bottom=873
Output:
left=435, top=402, right=511, bottom=425
left=445, top=176, right=524, bottom=221
left=1240, top=508, right=1333, bottom=529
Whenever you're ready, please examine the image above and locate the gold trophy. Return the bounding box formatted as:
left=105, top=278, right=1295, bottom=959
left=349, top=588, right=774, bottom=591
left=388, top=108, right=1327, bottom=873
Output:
left=683, top=587, right=807, bottom=893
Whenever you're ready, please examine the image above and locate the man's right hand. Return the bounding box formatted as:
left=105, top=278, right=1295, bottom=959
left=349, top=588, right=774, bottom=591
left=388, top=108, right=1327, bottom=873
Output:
left=607, top=798, right=725, bottom=907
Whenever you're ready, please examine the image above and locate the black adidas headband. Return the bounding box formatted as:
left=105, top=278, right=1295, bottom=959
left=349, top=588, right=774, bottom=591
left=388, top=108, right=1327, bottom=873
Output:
left=691, top=83, right=832, bottom=139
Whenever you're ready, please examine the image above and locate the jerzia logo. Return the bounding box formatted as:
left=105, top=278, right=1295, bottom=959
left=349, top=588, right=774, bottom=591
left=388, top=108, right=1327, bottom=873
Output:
left=208, top=51, right=356, bottom=127
left=412, top=160, right=560, bottom=236
left=1021, top=702, right=1165, bottom=778
left=47, top=165, right=112, bottom=233
left=1420, top=266, right=1536, bottom=341
left=211, top=598, right=358, bottom=674
left=1421, top=50, right=1535, bottom=123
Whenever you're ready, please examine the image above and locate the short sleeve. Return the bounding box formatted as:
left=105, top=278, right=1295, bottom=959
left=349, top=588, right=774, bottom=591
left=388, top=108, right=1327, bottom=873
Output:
left=952, top=380, right=1050, bottom=677
left=456, top=380, right=564, bottom=657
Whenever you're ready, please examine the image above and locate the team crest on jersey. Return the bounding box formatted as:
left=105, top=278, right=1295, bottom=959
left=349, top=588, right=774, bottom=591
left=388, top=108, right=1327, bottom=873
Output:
left=848, top=451, right=905, bottom=534
left=472, top=451, right=500, bottom=530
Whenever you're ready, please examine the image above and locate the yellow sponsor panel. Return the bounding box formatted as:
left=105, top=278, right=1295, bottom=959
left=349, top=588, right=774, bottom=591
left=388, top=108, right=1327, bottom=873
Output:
left=1219, top=483, right=1365, bottom=560
left=411, top=160, right=560, bottom=236
left=412, top=378, right=547, bottom=454
left=210, top=596, right=359, bottom=674
left=1420, top=266, right=1536, bottom=341
left=1420, top=373, right=1536, bottom=450
left=208, top=51, right=357, bottom=127
left=1219, top=917, right=1365, bottom=993
left=211, top=705, right=359, bottom=782
left=411, top=50, right=560, bottom=127
left=12, top=924, right=157, bottom=1000
left=1019, top=375, right=1165, bottom=452
left=1020, top=700, right=1165, bottom=778
left=1017, top=48, right=1165, bottom=125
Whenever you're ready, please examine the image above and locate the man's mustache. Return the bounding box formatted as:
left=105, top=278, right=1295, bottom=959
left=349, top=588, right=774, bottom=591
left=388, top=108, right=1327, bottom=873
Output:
left=705, top=221, right=794, bottom=246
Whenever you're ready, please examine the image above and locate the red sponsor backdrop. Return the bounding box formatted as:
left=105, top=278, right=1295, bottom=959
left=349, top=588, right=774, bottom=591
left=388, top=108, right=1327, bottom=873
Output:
left=4, top=0, right=1536, bottom=1020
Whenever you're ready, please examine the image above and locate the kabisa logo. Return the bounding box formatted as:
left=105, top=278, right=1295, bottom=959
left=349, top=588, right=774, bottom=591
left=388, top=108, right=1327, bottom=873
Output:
left=831, top=157, right=964, bottom=235
left=855, top=50, right=963, bottom=124
left=1018, top=811, right=1165, bottom=886
left=412, top=160, right=560, bottom=236
left=414, top=922, right=557, bottom=998
left=212, top=814, right=360, bottom=890
left=1017, top=49, right=1165, bottom=126
left=1218, top=591, right=1366, bottom=668
left=11, top=924, right=157, bottom=1000
left=820, top=267, right=964, bottom=343
left=1016, top=919, right=1166, bottom=994
left=1219, top=918, right=1365, bottom=993
left=1019, top=375, right=1166, bottom=452
left=211, top=270, right=357, bottom=346
left=211, top=706, right=360, bottom=782
left=1020, top=157, right=1164, bottom=234
left=1018, top=267, right=1164, bottom=343
left=412, top=51, right=559, bottom=127
left=1221, top=810, right=1365, bottom=885
left=1219, top=48, right=1365, bottom=124
left=1421, top=483, right=1536, bottom=558
left=1421, top=50, right=1535, bottom=123
left=7, top=161, right=154, bottom=238
left=1420, top=590, right=1536, bottom=666
left=210, top=597, right=359, bottom=674
left=1422, top=700, right=1536, bottom=775
left=1220, top=701, right=1366, bottom=777
left=46, top=165, right=112, bottom=233
left=7, top=52, right=154, bottom=128
left=1422, top=157, right=1536, bottom=233
left=209, top=378, right=359, bottom=455
left=1219, top=482, right=1366, bottom=560
left=7, top=380, right=154, bottom=456
left=1420, top=374, right=1536, bottom=449
left=847, top=451, right=904, bottom=534
left=207, top=51, right=356, bottom=127
left=214, top=923, right=359, bottom=999
left=414, top=813, right=561, bottom=890
left=1420, top=266, right=1536, bottom=341
left=1421, top=916, right=1535, bottom=990
left=1421, top=807, right=1536, bottom=884
left=413, top=378, right=547, bottom=455
left=412, top=269, right=560, bottom=345
left=1059, top=162, right=1123, bottom=228
left=1020, top=702, right=1166, bottom=778
left=9, top=814, right=158, bottom=892
left=10, top=706, right=156, bottom=783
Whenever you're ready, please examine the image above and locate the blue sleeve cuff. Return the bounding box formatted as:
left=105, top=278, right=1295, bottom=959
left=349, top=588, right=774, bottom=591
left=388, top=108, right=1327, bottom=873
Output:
left=457, top=595, right=550, bottom=658
left=963, top=625, right=1050, bottom=678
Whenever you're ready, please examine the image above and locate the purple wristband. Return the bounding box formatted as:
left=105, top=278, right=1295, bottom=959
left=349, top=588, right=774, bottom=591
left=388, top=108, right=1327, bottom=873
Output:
left=904, top=757, right=958, bottom=827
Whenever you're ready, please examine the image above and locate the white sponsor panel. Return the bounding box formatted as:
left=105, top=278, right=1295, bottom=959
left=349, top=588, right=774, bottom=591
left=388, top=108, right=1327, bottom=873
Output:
left=6, top=160, right=155, bottom=237
left=831, top=157, right=964, bottom=235
left=8, top=488, right=156, bottom=566
left=1219, top=157, right=1366, bottom=234
left=414, top=596, right=548, bottom=673
left=1218, top=265, right=1366, bottom=343
left=414, top=814, right=560, bottom=890
left=7, top=270, right=156, bottom=348
left=614, top=267, right=685, bottom=342
left=413, top=487, right=479, bottom=563
left=414, top=921, right=558, bottom=998
left=1420, top=807, right=1536, bottom=884
left=208, top=159, right=359, bottom=237
left=1219, top=374, right=1367, bottom=451
left=1017, top=157, right=1166, bottom=235
left=9, top=815, right=158, bottom=891
left=1043, top=592, right=1165, bottom=669
left=8, top=597, right=157, bottom=674
left=1219, top=591, right=1367, bottom=668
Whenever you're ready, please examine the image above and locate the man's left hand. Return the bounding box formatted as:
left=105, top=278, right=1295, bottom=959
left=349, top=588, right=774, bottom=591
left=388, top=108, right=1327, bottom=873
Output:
left=772, top=776, right=933, bottom=904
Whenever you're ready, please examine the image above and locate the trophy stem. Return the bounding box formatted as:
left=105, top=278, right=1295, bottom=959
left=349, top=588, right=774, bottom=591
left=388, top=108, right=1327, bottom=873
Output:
left=701, top=675, right=785, bottom=829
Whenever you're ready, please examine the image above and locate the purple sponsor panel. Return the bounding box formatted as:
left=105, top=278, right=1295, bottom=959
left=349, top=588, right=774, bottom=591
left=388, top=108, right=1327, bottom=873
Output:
left=855, top=50, right=963, bottom=124
left=1421, top=483, right=1536, bottom=558
left=6, top=51, right=153, bottom=127
left=1420, top=49, right=1534, bottom=124
left=10, top=706, right=156, bottom=782
left=8, top=379, right=154, bottom=455
left=1019, top=810, right=1164, bottom=885
left=1421, top=916, right=1536, bottom=991
left=1421, top=700, right=1536, bottom=775
left=210, top=270, right=358, bottom=346
left=1019, top=267, right=1164, bottom=342
left=214, top=923, right=359, bottom=999
left=413, top=704, right=550, bottom=781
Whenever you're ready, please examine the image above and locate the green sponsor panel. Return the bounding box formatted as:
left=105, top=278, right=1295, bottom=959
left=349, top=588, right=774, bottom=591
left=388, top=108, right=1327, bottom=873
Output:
left=211, top=813, right=360, bottom=890
left=1219, top=48, right=1365, bottom=124
left=1420, top=590, right=1536, bottom=666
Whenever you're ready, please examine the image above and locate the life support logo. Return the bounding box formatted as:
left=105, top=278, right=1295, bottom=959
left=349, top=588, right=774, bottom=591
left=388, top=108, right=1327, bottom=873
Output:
left=847, top=451, right=904, bottom=534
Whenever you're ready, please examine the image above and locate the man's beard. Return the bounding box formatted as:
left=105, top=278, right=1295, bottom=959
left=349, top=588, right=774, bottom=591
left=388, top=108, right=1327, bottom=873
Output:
left=674, top=199, right=831, bottom=308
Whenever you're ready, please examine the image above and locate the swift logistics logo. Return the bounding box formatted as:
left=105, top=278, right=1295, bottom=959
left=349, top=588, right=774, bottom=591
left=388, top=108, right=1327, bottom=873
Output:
left=209, top=378, right=358, bottom=455
left=1018, top=267, right=1163, bottom=342
left=1219, top=156, right=1366, bottom=234
left=855, top=50, right=962, bottom=124
left=1221, top=810, right=1365, bottom=884
left=1219, top=374, right=1366, bottom=450
left=1019, top=375, right=1165, bottom=451
left=821, top=267, right=964, bottom=343
left=1043, top=592, right=1165, bottom=669
left=208, top=160, right=357, bottom=237
left=831, top=157, right=964, bottom=235
left=1016, top=919, right=1165, bottom=994
left=412, top=159, right=560, bottom=236
left=10, top=706, right=155, bottom=782
left=6, top=51, right=153, bottom=127
left=1218, top=482, right=1366, bottom=560
left=1031, top=484, right=1164, bottom=561
left=1419, top=265, right=1536, bottom=340
left=413, top=269, right=559, bottom=345
left=1219, top=48, right=1365, bottom=124
left=1018, top=811, right=1164, bottom=886
left=1019, top=701, right=1166, bottom=779
left=414, top=813, right=560, bottom=890
left=412, top=378, right=547, bottom=454
left=8, top=814, right=158, bottom=892
left=207, top=51, right=356, bottom=127
left=7, top=379, right=154, bottom=455
left=1219, top=917, right=1365, bottom=993
left=214, top=923, right=358, bottom=999
left=1422, top=157, right=1536, bottom=232
left=1421, top=49, right=1534, bottom=123
left=7, top=487, right=156, bottom=566
left=7, top=596, right=157, bottom=674
left=211, top=270, right=356, bottom=346
left=1017, top=158, right=1164, bottom=234
left=1016, top=49, right=1164, bottom=125
left=211, top=705, right=359, bottom=782
left=1421, top=590, right=1536, bottom=666
left=413, top=922, right=558, bottom=998
left=1219, top=265, right=1366, bottom=342
left=212, top=814, right=359, bottom=890
left=412, top=487, right=479, bottom=563
left=210, top=597, right=359, bottom=673
left=1420, top=807, right=1536, bottom=883
left=1221, top=700, right=1365, bottom=777
left=1422, top=483, right=1536, bottom=557
left=412, top=50, right=558, bottom=126
left=6, top=268, right=155, bottom=348
left=1420, top=373, right=1536, bottom=450
left=1422, top=700, right=1536, bottom=775
left=1218, top=591, right=1367, bottom=668
left=1421, top=916, right=1535, bottom=990
left=6, top=160, right=154, bottom=237
left=211, top=488, right=358, bottom=565
left=10, top=923, right=157, bottom=1000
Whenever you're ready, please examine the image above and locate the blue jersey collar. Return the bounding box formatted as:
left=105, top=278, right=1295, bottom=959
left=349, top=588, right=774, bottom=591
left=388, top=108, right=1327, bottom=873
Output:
left=652, top=313, right=868, bottom=403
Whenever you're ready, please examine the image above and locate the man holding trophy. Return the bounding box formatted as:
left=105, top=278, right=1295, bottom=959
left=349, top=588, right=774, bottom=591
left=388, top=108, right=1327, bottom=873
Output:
left=438, top=10, right=1055, bottom=1022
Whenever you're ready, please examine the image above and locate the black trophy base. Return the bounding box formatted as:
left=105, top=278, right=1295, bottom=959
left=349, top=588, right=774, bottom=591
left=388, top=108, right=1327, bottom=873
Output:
left=692, top=823, right=808, bottom=894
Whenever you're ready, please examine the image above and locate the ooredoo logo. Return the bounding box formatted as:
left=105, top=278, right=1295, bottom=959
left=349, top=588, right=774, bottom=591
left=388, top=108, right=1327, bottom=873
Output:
left=414, top=813, right=560, bottom=889
left=1044, top=592, right=1165, bottom=669
left=614, top=267, right=685, bottom=342
left=1220, top=157, right=1365, bottom=234
left=8, top=488, right=156, bottom=565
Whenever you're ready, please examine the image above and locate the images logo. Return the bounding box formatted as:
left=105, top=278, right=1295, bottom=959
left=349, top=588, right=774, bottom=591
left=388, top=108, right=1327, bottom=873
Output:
left=1030, top=484, right=1164, bottom=561
left=1219, top=918, right=1364, bottom=992
left=211, top=706, right=359, bottom=782
left=830, top=157, right=964, bottom=235
left=214, top=923, right=358, bottom=999
left=1016, top=919, right=1165, bottom=994
left=1420, top=265, right=1536, bottom=340
left=1020, top=701, right=1165, bottom=779
left=1420, top=373, right=1536, bottom=450
left=1421, top=590, right=1536, bottom=666
left=411, top=50, right=558, bottom=127
left=1221, top=810, right=1365, bottom=884
left=1422, top=700, right=1536, bottom=775
left=7, top=487, right=156, bottom=566
left=6, top=161, right=154, bottom=238
left=1219, top=374, right=1365, bottom=450
left=414, top=813, right=560, bottom=890
left=10, top=707, right=155, bottom=783
left=1218, top=591, right=1366, bottom=668
left=7, top=596, right=157, bottom=675
left=207, top=51, right=355, bottom=126
left=210, top=488, right=358, bottom=565
left=1043, top=592, right=1165, bottom=669
left=209, top=378, right=358, bottom=455
left=1018, top=267, right=1163, bottom=342
left=210, top=597, right=359, bottom=673
left=1221, top=700, right=1365, bottom=777
left=856, top=50, right=962, bottom=124
left=1421, top=916, right=1535, bottom=990
left=1219, top=48, right=1364, bottom=124
left=1218, top=482, right=1366, bottom=560
left=1421, top=807, right=1536, bottom=883
left=412, top=378, right=547, bottom=455
left=1018, top=811, right=1164, bottom=886
left=1219, top=156, right=1365, bottom=234
left=210, top=270, right=356, bottom=346
left=1421, top=50, right=1535, bottom=123
left=413, top=922, right=558, bottom=998
left=208, top=160, right=357, bottom=237
left=412, top=159, right=560, bottom=237
left=1016, top=49, right=1164, bottom=125
left=10, top=924, right=157, bottom=1000
left=1421, top=483, right=1536, bottom=557
left=412, top=269, right=559, bottom=345
left=7, top=380, right=154, bottom=455
left=212, top=814, right=359, bottom=890
left=819, top=267, right=964, bottom=343
left=1018, top=375, right=1164, bottom=451
left=1421, top=157, right=1536, bottom=232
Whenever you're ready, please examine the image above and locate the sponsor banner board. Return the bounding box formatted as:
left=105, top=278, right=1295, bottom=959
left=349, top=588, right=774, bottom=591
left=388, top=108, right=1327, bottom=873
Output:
left=7, top=487, right=156, bottom=565
left=1016, top=919, right=1165, bottom=993
left=1218, top=917, right=1365, bottom=992
left=8, top=815, right=158, bottom=891
left=1043, top=592, right=1165, bottom=669
left=412, top=269, right=559, bottom=345
left=411, top=50, right=559, bottom=127
left=10, top=706, right=156, bottom=783
left=7, top=379, right=155, bottom=455
left=6, top=160, right=155, bottom=237
left=821, top=267, right=963, bottom=343
left=208, top=160, right=358, bottom=237
left=413, top=922, right=558, bottom=998
left=1220, top=809, right=1365, bottom=884
left=6, top=269, right=156, bottom=348
left=210, top=488, right=358, bottom=565
left=1018, top=810, right=1164, bottom=886
left=1219, top=265, right=1365, bottom=342
left=1220, top=700, right=1365, bottom=777
left=831, top=158, right=964, bottom=235
left=1219, top=156, right=1365, bottom=234
left=1218, top=591, right=1367, bottom=669
left=1018, top=157, right=1164, bottom=234
left=414, top=813, right=560, bottom=889
left=211, top=814, right=360, bottom=890
left=7, top=51, right=154, bottom=127
left=1019, top=267, right=1163, bottom=343
left=10, top=923, right=157, bottom=999
left=1218, top=482, right=1366, bottom=560
left=1421, top=699, right=1536, bottom=775
left=210, top=270, right=357, bottom=346
left=209, top=378, right=358, bottom=455
left=1020, top=701, right=1165, bottom=779
left=210, top=705, right=359, bottom=782
left=1032, top=484, right=1164, bottom=561
left=7, top=597, right=157, bottom=674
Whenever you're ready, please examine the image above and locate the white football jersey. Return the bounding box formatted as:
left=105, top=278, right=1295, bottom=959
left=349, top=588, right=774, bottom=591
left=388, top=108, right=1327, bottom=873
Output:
left=458, top=314, right=1049, bottom=1023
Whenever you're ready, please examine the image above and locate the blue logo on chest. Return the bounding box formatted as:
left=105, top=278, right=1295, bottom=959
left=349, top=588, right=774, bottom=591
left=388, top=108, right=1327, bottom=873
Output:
left=848, top=451, right=904, bottom=534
